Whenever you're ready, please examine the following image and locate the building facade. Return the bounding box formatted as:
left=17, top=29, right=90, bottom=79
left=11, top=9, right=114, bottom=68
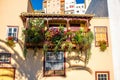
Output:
left=0, top=0, right=114, bottom=80
left=43, top=0, right=86, bottom=14
left=74, top=4, right=86, bottom=14
left=64, top=0, right=76, bottom=14
left=43, top=0, right=65, bottom=14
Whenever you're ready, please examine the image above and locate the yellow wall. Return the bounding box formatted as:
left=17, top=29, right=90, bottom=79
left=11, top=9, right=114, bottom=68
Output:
left=0, top=0, right=29, bottom=41
left=89, top=17, right=114, bottom=80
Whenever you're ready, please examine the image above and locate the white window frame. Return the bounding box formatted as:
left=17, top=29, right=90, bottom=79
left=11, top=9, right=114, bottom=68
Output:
left=7, top=26, right=18, bottom=41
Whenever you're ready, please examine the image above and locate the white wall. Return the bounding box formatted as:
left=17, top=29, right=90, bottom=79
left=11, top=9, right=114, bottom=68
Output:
left=107, top=0, right=120, bottom=80
left=65, top=0, right=76, bottom=14
left=74, top=4, right=85, bottom=14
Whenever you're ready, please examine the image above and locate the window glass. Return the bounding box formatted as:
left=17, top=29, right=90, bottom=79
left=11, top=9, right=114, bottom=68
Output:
left=44, top=51, right=65, bottom=76
left=7, top=26, right=18, bottom=41
left=0, top=53, right=11, bottom=63
left=94, top=26, right=108, bottom=46
left=96, top=71, right=109, bottom=80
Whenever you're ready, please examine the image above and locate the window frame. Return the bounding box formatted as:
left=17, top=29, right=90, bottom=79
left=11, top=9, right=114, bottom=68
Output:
left=94, top=26, right=108, bottom=47
left=0, top=53, right=11, bottom=64
left=43, top=51, right=66, bottom=77
left=7, top=26, right=18, bottom=41
left=95, top=71, right=110, bottom=80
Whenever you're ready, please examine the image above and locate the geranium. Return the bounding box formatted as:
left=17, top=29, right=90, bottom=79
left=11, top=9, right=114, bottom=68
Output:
left=6, top=36, right=15, bottom=47
left=7, top=36, right=14, bottom=40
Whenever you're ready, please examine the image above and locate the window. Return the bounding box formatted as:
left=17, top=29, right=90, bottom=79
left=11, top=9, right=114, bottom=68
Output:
left=82, top=5, right=84, bottom=8
left=77, top=10, right=79, bottom=13
left=70, top=5, right=74, bottom=8
left=0, top=53, right=11, bottom=64
left=95, top=71, right=110, bottom=80
left=44, top=51, right=65, bottom=76
left=94, top=26, right=108, bottom=46
left=7, top=26, right=18, bottom=41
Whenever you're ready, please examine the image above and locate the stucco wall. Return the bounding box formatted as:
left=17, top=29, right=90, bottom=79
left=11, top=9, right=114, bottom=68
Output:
left=0, top=0, right=28, bottom=41
left=0, top=17, right=114, bottom=80
left=89, top=17, right=114, bottom=80
left=16, top=18, right=114, bottom=80
left=0, top=1, right=114, bottom=79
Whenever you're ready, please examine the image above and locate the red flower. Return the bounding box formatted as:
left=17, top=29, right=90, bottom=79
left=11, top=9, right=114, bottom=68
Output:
left=7, top=36, right=13, bottom=40
left=64, top=31, right=67, bottom=35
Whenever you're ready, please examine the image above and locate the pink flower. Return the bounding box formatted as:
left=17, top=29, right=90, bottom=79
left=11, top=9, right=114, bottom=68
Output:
left=64, top=31, right=67, bottom=35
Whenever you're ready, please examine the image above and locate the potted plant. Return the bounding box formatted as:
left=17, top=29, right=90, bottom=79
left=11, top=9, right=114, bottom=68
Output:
left=99, top=40, right=107, bottom=51
left=22, top=18, right=45, bottom=57
left=44, top=25, right=67, bottom=53
left=23, top=18, right=45, bottom=47
left=6, top=36, right=15, bottom=47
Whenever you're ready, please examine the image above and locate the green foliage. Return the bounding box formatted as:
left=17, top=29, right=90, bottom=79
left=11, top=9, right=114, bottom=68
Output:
left=23, top=47, right=27, bottom=57
left=6, top=36, right=15, bottom=47
left=61, top=41, right=74, bottom=52
left=99, top=40, right=107, bottom=51
left=22, top=18, right=45, bottom=57
left=73, top=29, right=94, bottom=66
left=44, top=25, right=67, bottom=54
left=23, top=19, right=45, bottom=44
left=22, top=18, right=94, bottom=66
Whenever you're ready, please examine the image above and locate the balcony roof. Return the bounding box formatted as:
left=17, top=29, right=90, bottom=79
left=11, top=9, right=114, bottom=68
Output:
left=20, top=12, right=94, bottom=21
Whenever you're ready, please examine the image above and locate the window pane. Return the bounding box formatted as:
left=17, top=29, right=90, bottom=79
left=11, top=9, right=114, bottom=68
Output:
left=44, top=51, right=65, bottom=76
left=8, top=33, right=12, bottom=36
left=14, top=28, right=17, bottom=32
left=96, top=72, right=109, bottom=80
left=0, top=53, right=11, bottom=63
left=95, top=27, right=108, bottom=46
left=9, top=28, right=12, bottom=32
left=7, top=27, right=18, bottom=41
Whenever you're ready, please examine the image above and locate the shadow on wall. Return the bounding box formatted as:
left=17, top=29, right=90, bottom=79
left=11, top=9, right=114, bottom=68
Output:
left=12, top=50, right=44, bottom=80
left=0, top=39, right=93, bottom=80
left=0, top=39, right=44, bottom=80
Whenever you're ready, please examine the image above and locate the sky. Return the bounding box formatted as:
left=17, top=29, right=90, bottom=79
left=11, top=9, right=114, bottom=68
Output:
left=30, top=0, right=84, bottom=10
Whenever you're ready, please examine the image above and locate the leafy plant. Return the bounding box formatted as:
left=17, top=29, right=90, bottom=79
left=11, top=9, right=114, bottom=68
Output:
left=22, top=18, right=45, bottom=57
left=22, top=18, right=94, bottom=67
left=61, top=40, right=74, bottom=52
left=73, top=28, right=94, bottom=66
left=6, top=36, right=15, bottom=47
left=44, top=25, right=67, bottom=54
left=99, top=40, right=107, bottom=51
left=23, top=19, right=45, bottom=44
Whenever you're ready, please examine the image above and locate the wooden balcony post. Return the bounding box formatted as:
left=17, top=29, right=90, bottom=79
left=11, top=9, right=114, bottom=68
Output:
left=67, top=19, right=70, bottom=31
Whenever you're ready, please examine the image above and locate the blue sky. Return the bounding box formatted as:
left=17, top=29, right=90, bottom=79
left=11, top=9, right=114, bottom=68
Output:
left=31, top=0, right=84, bottom=10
